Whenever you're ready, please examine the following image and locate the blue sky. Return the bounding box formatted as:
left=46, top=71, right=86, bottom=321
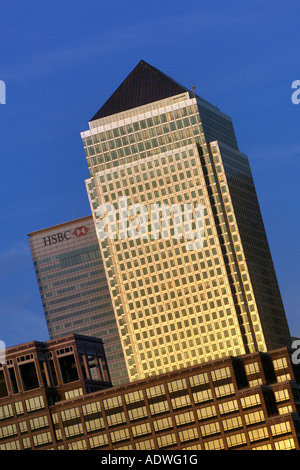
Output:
left=0, top=0, right=299, bottom=347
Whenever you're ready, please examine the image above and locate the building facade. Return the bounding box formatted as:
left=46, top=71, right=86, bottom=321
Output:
left=81, top=60, right=291, bottom=382
left=28, top=216, right=129, bottom=386
left=0, top=336, right=299, bottom=450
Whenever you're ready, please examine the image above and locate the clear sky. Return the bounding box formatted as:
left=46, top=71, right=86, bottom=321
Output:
left=0, top=0, right=299, bottom=347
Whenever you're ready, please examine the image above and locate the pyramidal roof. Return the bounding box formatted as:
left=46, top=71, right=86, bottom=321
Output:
left=90, top=60, right=190, bottom=121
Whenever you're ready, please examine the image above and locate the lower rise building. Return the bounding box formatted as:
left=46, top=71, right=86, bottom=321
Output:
left=0, top=334, right=300, bottom=450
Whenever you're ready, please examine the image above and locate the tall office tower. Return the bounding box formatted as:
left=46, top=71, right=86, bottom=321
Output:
left=28, top=216, right=129, bottom=386
left=81, top=60, right=291, bottom=382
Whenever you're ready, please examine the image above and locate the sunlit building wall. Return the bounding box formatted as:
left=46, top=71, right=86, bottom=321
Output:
left=81, top=60, right=291, bottom=382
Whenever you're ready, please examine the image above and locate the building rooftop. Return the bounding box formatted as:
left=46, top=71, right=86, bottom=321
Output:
left=90, top=60, right=191, bottom=121
left=27, top=214, right=92, bottom=237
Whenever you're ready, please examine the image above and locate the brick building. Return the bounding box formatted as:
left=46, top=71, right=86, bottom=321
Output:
left=0, top=334, right=299, bottom=450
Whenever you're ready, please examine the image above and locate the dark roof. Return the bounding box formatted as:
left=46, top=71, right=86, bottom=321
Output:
left=90, top=60, right=190, bottom=121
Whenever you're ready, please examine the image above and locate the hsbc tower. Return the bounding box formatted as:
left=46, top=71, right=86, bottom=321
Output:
left=28, top=215, right=129, bottom=385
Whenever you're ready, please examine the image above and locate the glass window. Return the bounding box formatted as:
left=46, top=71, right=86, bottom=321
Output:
left=240, top=394, right=261, bottom=409
left=274, top=438, right=295, bottom=450
left=157, top=433, right=177, bottom=448
left=64, top=423, right=83, bottom=438
left=89, top=433, right=108, bottom=448
left=126, top=403, right=147, bottom=421
left=215, top=383, right=235, bottom=398
left=61, top=407, right=80, bottom=421
left=245, top=362, right=260, bottom=375
left=148, top=399, right=169, bottom=416
left=0, top=423, right=18, bottom=439
left=25, top=395, right=45, bottom=413
left=211, top=366, right=231, bottom=381
left=273, top=358, right=288, bottom=370
left=103, top=395, right=126, bottom=426
left=244, top=410, right=264, bottom=426
left=110, top=428, right=130, bottom=443
left=19, top=421, right=28, bottom=434
left=153, top=416, right=173, bottom=432
left=218, top=400, right=239, bottom=415
left=270, top=421, right=291, bottom=437
left=22, top=437, right=31, bottom=449
left=0, top=404, right=13, bottom=420
left=0, top=440, right=21, bottom=450
left=204, top=438, right=225, bottom=450
left=82, top=401, right=102, bottom=416
left=278, top=405, right=293, bottom=415
left=68, top=439, right=87, bottom=450
left=222, top=416, right=243, bottom=432
left=252, top=443, right=272, bottom=450
left=15, top=401, right=24, bottom=415
left=136, top=438, right=155, bottom=450
left=226, top=432, right=246, bottom=448
left=124, top=390, right=144, bottom=404
left=170, top=391, right=191, bottom=410
left=29, top=415, right=49, bottom=431
left=175, top=411, right=195, bottom=426
left=86, top=414, right=105, bottom=432
left=132, top=422, right=151, bottom=437
left=19, top=362, right=39, bottom=391
left=200, top=421, right=220, bottom=437
left=32, top=431, right=52, bottom=447
left=179, top=427, right=198, bottom=443
left=106, top=411, right=126, bottom=427
left=146, top=384, right=166, bottom=398
left=197, top=405, right=217, bottom=420
left=274, top=389, right=289, bottom=403
left=248, top=427, right=269, bottom=442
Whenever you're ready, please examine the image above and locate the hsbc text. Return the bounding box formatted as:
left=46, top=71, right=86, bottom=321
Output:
left=42, top=226, right=89, bottom=247
left=43, top=231, right=72, bottom=246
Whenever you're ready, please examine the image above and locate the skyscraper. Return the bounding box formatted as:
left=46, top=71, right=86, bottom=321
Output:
left=28, top=216, right=129, bottom=386
left=81, top=60, right=291, bottom=382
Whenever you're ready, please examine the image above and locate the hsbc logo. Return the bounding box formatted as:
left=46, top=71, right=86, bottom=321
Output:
left=43, top=226, right=89, bottom=247
left=73, top=226, right=88, bottom=237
